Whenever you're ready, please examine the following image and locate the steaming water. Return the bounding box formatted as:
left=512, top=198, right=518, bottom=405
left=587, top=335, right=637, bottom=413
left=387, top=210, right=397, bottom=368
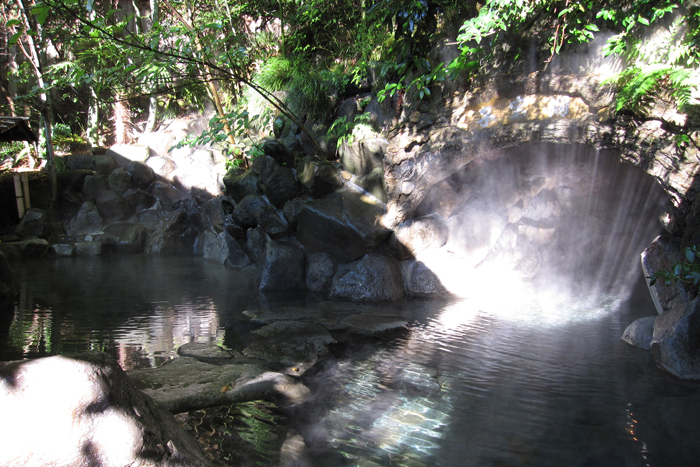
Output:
left=2, top=146, right=700, bottom=465
left=294, top=280, right=700, bottom=467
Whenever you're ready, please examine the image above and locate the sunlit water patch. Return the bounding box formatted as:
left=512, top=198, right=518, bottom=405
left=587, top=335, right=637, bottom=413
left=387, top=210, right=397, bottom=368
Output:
left=292, top=275, right=700, bottom=467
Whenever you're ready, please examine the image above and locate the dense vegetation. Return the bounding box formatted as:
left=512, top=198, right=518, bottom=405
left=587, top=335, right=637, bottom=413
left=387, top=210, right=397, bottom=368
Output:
left=1, top=0, right=698, bottom=170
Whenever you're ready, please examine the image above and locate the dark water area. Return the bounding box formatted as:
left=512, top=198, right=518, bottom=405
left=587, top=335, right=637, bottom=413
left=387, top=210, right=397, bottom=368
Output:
left=2, top=257, right=700, bottom=466
left=0, top=255, right=260, bottom=369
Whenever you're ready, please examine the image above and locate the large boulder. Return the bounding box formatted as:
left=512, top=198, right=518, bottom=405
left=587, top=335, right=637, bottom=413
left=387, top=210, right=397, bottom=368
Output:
left=82, top=174, right=108, bottom=200
left=125, top=161, right=155, bottom=190
left=261, top=165, right=301, bottom=208
left=233, top=195, right=267, bottom=229
left=622, top=316, right=657, bottom=350
left=305, top=252, right=337, bottom=294
left=329, top=253, right=406, bottom=302
left=103, top=222, right=147, bottom=253
left=245, top=226, right=269, bottom=265
left=257, top=240, right=306, bottom=293
left=96, top=190, right=134, bottom=223
left=107, top=167, right=134, bottom=196
left=124, top=188, right=158, bottom=212
left=296, top=188, right=390, bottom=264
left=255, top=205, right=288, bottom=238
left=386, top=214, right=449, bottom=260
left=15, top=208, right=48, bottom=237
left=651, top=298, right=700, bottom=379
left=145, top=210, right=198, bottom=256
left=0, top=352, right=213, bottom=467
left=222, top=170, right=261, bottom=203
left=262, top=139, right=294, bottom=167
left=339, top=137, right=388, bottom=176
left=105, top=144, right=150, bottom=166
left=150, top=181, right=182, bottom=210
left=641, top=235, right=691, bottom=315
left=404, top=260, right=449, bottom=297
left=296, top=158, right=345, bottom=198
left=66, top=201, right=104, bottom=235
left=202, top=230, right=253, bottom=268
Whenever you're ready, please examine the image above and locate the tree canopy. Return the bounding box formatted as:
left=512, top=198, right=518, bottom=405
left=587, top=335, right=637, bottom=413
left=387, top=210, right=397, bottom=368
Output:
left=1, top=0, right=697, bottom=167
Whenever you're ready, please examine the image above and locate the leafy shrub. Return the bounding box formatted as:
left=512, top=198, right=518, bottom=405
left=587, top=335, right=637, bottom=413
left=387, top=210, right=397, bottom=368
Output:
left=649, top=245, right=700, bottom=295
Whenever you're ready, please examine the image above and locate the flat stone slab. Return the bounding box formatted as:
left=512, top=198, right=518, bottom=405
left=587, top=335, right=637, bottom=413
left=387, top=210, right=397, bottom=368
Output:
left=128, top=356, right=309, bottom=414
left=341, top=314, right=409, bottom=335
left=243, top=321, right=336, bottom=366
left=177, top=342, right=239, bottom=364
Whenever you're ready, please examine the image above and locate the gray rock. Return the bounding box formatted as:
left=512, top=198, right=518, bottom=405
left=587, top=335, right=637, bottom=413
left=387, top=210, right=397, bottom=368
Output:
left=652, top=298, right=700, bottom=379
left=82, top=174, right=108, bottom=200
left=74, top=241, right=102, bottom=256
left=123, top=188, right=157, bottom=212
left=251, top=155, right=278, bottom=183
left=223, top=169, right=261, bottom=203
left=146, top=156, right=176, bottom=178
left=202, top=230, right=253, bottom=268
left=0, top=239, right=49, bottom=259
left=387, top=214, right=449, bottom=260
left=258, top=241, right=306, bottom=293
left=177, top=342, right=236, bottom=364
left=50, top=244, right=74, bottom=256
left=306, top=253, right=337, bottom=294
left=263, top=139, right=294, bottom=167
left=65, top=154, right=94, bottom=170
left=128, top=357, right=310, bottom=413
left=149, top=180, right=181, bottom=210
left=339, top=137, right=388, bottom=175
left=282, top=199, right=306, bottom=230
left=330, top=253, right=406, bottom=302
left=296, top=157, right=345, bottom=198
left=96, top=189, right=133, bottom=223
left=205, top=197, right=225, bottom=233
left=106, top=144, right=150, bottom=166
left=125, top=160, right=155, bottom=189
left=296, top=189, right=390, bottom=264
left=255, top=205, right=288, bottom=238
left=245, top=226, right=269, bottom=265
left=58, top=187, right=83, bottom=216
left=107, top=167, right=133, bottom=196
left=233, top=195, right=267, bottom=229
left=103, top=222, right=147, bottom=253
left=93, top=154, right=117, bottom=176
left=355, top=167, right=387, bottom=202
left=66, top=201, right=104, bottom=235
left=622, top=316, right=657, bottom=350
left=0, top=352, right=213, bottom=467
left=405, top=260, right=449, bottom=296
left=145, top=210, right=198, bottom=256
left=262, top=165, right=301, bottom=208
left=641, top=235, right=690, bottom=315
left=15, top=208, right=47, bottom=237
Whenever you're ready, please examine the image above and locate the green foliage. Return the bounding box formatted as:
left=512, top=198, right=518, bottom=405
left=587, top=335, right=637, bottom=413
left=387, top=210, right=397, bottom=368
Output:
left=0, top=142, right=30, bottom=165
left=649, top=246, right=700, bottom=295
left=170, top=107, right=274, bottom=166
left=327, top=113, right=374, bottom=151
left=600, top=2, right=698, bottom=115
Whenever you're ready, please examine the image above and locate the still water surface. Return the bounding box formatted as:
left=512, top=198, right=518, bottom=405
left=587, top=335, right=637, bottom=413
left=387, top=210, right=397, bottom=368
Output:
left=2, top=255, right=700, bottom=466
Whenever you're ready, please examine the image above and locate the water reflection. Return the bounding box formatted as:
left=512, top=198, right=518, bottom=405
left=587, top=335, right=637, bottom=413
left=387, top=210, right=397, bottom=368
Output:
left=0, top=256, right=259, bottom=369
